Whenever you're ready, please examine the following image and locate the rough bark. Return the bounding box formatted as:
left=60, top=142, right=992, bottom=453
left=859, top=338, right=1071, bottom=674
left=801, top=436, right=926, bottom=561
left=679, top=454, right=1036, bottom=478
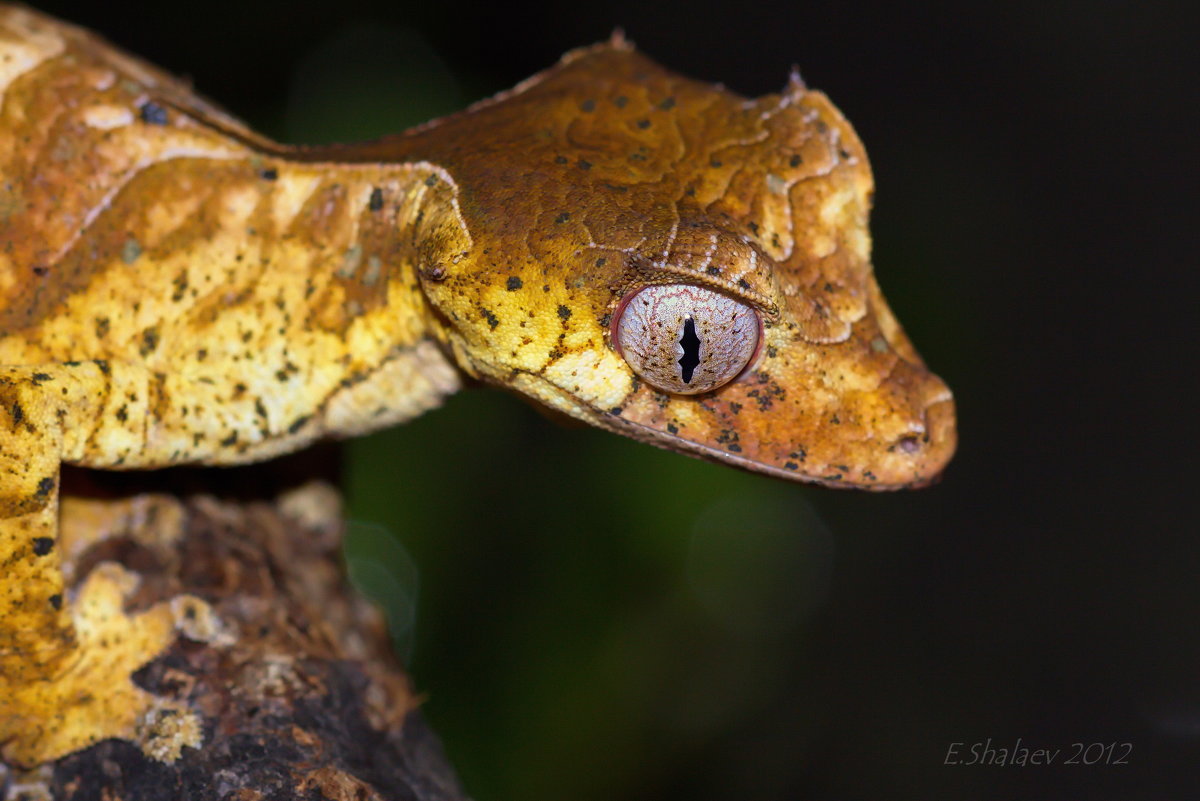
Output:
left=1, top=452, right=466, bottom=801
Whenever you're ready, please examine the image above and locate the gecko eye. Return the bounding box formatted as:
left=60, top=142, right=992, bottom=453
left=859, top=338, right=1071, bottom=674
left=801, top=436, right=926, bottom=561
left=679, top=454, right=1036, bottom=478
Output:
left=611, top=284, right=761, bottom=395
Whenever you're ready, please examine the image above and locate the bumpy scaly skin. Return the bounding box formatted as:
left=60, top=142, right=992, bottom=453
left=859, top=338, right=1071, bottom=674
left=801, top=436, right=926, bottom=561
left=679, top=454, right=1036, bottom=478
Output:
left=324, top=37, right=956, bottom=487
left=0, top=6, right=460, bottom=767
left=0, top=5, right=954, bottom=767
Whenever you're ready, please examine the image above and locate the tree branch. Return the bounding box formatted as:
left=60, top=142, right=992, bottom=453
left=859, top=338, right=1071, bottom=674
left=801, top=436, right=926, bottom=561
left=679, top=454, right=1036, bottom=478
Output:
left=2, top=458, right=465, bottom=801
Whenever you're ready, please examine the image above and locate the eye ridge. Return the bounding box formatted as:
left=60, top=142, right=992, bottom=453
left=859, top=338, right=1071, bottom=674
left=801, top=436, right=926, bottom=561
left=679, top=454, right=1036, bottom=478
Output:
left=678, top=317, right=701, bottom=384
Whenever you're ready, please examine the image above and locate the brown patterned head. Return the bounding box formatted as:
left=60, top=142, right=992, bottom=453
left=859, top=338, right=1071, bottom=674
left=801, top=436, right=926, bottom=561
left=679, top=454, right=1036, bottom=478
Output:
left=388, top=40, right=955, bottom=489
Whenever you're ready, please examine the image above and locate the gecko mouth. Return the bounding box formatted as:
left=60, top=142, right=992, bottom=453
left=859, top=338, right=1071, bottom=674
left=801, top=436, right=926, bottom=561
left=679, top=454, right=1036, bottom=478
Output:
left=511, top=369, right=954, bottom=490
left=610, top=412, right=952, bottom=490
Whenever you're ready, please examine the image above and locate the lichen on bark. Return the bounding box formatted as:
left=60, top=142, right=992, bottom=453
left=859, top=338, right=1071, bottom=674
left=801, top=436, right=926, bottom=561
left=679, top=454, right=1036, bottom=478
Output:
left=1, top=455, right=466, bottom=801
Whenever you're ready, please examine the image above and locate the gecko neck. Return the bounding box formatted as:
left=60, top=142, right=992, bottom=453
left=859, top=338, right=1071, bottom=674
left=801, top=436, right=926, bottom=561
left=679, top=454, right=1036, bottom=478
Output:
left=123, top=155, right=473, bottom=466
left=238, top=158, right=468, bottom=455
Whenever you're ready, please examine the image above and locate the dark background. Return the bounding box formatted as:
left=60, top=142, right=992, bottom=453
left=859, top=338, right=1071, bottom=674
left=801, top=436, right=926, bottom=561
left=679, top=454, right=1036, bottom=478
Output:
left=34, top=0, right=1197, bottom=798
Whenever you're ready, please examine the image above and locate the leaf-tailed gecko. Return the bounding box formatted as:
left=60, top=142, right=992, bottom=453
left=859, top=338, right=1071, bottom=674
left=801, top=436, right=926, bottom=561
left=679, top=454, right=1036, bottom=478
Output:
left=0, top=5, right=954, bottom=767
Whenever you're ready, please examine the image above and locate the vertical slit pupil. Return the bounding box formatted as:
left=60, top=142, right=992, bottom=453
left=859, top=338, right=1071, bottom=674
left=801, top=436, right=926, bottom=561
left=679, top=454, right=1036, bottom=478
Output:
left=679, top=317, right=701, bottom=383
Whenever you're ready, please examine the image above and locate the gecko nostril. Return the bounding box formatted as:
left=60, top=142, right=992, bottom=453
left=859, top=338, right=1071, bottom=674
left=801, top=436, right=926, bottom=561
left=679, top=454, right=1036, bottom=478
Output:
left=896, top=435, right=922, bottom=454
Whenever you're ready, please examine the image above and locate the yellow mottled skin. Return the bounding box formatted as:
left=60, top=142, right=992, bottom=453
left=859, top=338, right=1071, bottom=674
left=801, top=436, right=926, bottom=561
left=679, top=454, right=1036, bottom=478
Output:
left=0, top=6, right=955, bottom=767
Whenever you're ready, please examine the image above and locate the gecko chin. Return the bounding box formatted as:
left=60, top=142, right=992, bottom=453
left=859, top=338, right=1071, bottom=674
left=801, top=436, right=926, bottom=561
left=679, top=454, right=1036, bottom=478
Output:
left=514, top=358, right=957, bottom=491
left=617, top=400, right=955, bottom=491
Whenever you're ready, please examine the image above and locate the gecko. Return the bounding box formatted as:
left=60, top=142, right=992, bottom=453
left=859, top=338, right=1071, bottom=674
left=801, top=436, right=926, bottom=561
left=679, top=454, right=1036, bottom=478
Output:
left=0, top=5, right=955, bottom=768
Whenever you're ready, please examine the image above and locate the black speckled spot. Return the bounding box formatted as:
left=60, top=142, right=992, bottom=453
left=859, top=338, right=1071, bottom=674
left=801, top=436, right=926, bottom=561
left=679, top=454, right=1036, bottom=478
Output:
left=784, top=461, right=799, bottom=470
left=139, top=101, right=168, bottom=125
left=555, top=212, right=570, bottom=224
left=636, top=119, right=651, bottom=130
left=789, top=154, right=802, bottom=167
left=666, top=422, right=679, bottom=435
left=288, top=415, right=311, bottom=434
left=614, top=95, right=628, bottom=108
left=506, top=276, right=523, bottom=291
left=172, top=272, right=189, bottom=302
left=35, top=476, right=55, bottom=498
left=259, top=167, right=278, bottom=181
left=49, top=593, right=62, bottom=610
left=658, top=96, right=676, bottom=110
left=424, top=175, right=438, bottom=187
left=369, top=187, right=384, bottom=211
left=556, top=305, right=572, bottom=320
left=580, top=99, right=596, bottom=112
left=481, top=308, right=500, bottom=330
left=554, top=155, right=569, bottom=165
left=715, top=429, right=740, bottom=447
left=139, top=327, right=160, bottom=356
left=31, top=537, right=54, bottom=556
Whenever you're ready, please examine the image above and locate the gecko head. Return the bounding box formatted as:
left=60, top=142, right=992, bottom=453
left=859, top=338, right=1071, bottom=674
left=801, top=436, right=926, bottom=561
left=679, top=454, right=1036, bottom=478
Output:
left=410, top=43, right=955, bottom=489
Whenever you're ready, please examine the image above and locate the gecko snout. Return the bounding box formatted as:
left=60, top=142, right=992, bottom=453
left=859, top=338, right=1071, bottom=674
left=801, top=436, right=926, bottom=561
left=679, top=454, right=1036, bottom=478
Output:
left=849, top=358, right=957, bottom=487
left=890, top=391, right=957, bottom=486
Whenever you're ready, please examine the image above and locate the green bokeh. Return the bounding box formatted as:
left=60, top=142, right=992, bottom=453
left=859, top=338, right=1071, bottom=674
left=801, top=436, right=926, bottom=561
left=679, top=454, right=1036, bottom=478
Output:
left=342, top=387, right=834, bottom=799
